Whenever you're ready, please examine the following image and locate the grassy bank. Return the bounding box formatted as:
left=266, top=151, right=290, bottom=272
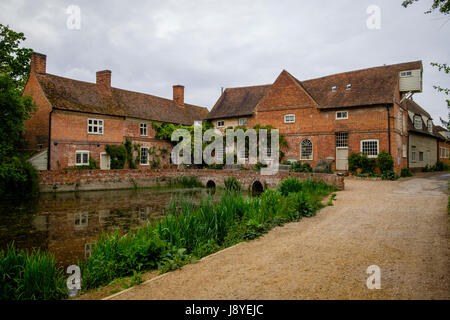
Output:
left=80, top=178, right=336, bottom=291
left=0, top=177, right=336, bottom=299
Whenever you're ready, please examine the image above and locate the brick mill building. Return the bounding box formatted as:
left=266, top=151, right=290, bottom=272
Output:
left=207, top=61, right=450, bottom=172
left=23, top=53, right=208, bottom=170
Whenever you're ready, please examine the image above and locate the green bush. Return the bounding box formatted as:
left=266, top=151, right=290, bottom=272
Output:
left=381, top=170, right=399, bottom=180
left=168, top=176, right=203, bottom=188
left=377, top=151, right=394, bottom=173
left=0, top=156, right=38, bottom=198
left=278, top=177, right=303, bottom=196
left=0, top=244, right=67, bottom=300
left=224, top=177, right=241, bottom=192
left=105, top=144, right=127, bottom=169
left=290, top=161, right=312, bottom=173
left=400, top=168, right=413, bottom=177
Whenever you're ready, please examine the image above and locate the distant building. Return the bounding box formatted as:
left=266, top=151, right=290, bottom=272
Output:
left=23, top=52, right=208, bottom=170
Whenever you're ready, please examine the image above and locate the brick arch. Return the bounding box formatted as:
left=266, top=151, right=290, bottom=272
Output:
left=251, top=179, right=264, bottom=196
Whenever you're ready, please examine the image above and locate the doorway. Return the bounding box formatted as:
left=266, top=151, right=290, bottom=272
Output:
left=100, top=152, right=111, bottom=170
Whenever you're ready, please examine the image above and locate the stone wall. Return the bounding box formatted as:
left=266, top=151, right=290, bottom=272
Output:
left=39, top=169, right=344, bottom=193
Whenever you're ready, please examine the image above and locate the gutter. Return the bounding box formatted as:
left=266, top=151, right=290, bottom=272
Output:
left=386, top=105, right=391, bottom=155
left=47, top=109, right=53, bottom=170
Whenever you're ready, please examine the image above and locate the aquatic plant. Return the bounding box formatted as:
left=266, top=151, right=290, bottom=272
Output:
left=0, top=243, right=66, bottom=300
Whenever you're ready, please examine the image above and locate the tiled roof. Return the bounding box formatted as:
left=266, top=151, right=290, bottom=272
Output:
left=404, top=99, right=438, bottom=138
left=35, top=73, right=208, bottom=125
left=206, top=85, right=271, bottom=119
left=207, top=61, right=423, bottom=118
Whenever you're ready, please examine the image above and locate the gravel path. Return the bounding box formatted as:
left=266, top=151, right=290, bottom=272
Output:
left=106, top=173, right=449, bottom=300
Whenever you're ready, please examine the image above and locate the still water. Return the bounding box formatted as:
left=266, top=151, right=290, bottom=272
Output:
left=0, top=187, right=223, bottom=267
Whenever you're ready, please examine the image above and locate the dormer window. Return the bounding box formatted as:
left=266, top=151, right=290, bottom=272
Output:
left=413, top=115, right=422, bottom=130
left=427, top=120, right=433, bottom=133
left=331, top=86, right=337, bottom=92
left=346, top=84, right=352, bottom=90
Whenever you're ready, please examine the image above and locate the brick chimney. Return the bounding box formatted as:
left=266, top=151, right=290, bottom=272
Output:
left=96, top=70, right=111, bottom=90
left=30, top=52, right=46, bottom=74
left=173, top=85, right=184, bottom=105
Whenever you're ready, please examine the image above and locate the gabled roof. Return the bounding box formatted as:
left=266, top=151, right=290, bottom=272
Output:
left=207, top=61, right=423, bottom=119
left=206, top=84, right=271, bottom=120
left=404, top=99, right=438, bottom=138
left=35, top=73, right=208, bottom=125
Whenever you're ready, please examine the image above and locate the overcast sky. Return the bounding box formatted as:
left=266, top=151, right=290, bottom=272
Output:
left=1, top=0, right=449, bottom=122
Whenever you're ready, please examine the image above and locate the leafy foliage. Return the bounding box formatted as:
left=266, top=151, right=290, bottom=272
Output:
left=289, top=161, right=313, bottom=173
left=402, top=0, right=450, bottom=15
left=224, top=176, right=241, bottom=192
left=0, top=24, right=33, bottom=89
left=0, top=244, right=66, bottom=300
left=400, top=168, right=414, bottom=177
left=349, top=153, right=376, bottom=174
left=377, top=151, right=394, bottom=173
left=105, top=144, right=127, bottom=169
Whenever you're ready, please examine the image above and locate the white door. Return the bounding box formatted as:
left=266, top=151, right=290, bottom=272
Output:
left=100, top=152, right=110, bottom=170
left=336, top=148, right=349, bottom=171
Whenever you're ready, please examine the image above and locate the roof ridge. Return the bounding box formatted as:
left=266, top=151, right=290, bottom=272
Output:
left=37, top=72, right=205, bottom=109
left=225, top=84, right=272, bottom=91
left=301, top=60, right=423, bottom=83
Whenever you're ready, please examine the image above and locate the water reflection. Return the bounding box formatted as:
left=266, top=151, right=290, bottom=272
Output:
left=0, top=188, right=222, bottom=267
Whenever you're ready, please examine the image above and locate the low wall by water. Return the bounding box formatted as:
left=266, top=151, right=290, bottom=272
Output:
left=39, top=169, right=345, bottom=193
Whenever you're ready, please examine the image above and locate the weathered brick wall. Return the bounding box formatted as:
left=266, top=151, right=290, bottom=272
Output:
left=23, top=72, right=53, bottom=151
left=39, top=169, right=344, bottom=193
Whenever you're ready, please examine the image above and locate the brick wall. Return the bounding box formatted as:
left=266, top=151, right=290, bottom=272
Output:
left=39, top=169, right=344, bottom=192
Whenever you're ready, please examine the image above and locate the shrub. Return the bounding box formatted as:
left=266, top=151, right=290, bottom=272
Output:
left=349, top=153, right=377, bottom=174
left=253, top=162, right=267, bottom=171
left=348, top=153, right=361, bottom=172
left=400, top=168, right=413, bottom=177
left=313, top=158, right=333, bottom=173
left=377, top=151, right=394, bottom=173
left=290, top=161, right=312, bottom=173
left=224, top=177, right=241, bottom=192
left=278, top=177, right=303, bottom=196
left=168, top=176, right=203, bottom=188
left=381, top=170, right=399, bottom=180
left=0, top=156, right=39, bottom=198
left=105, top=144, right=127, bottom=169
left=0, top=244, right=67, bottom=300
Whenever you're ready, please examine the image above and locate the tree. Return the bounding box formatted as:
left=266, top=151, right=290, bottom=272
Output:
left=402, top=0, right=450, bottom=14
left=0, top=24, right=33, bottom=90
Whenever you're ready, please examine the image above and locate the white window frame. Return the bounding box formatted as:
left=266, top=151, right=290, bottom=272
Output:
left=400, top=71, right=413, bottom=77
left=75, top=150, right=90, bottom=166
left=402, top=144, right=407, bottom=158
left=284, top=114, right=295, bottom=124
left=300, top=139, right=313, bottom=161
left=427, top=120, right=433, bottom=133
left=440, top=147, right=449, bottom=159
left=411, top=146, right=416, bottom=161
left=140, top=147, right=149, bottom=165
left=346, top=84, right=352, bottom=90
left=331, top=86, right=337, bottom=92
left=336, top=111, right=348, bottom=120
left=217, top=120, right=225, bottom=128
left=87, top=118, right=104, bottom=135
left=413, top=115, right=422, bottom=130
left=239, top=118, right=247, bottom=126
left=140, top=123, right=148, bottom=136
left=360, top=139, right=379, bottom=158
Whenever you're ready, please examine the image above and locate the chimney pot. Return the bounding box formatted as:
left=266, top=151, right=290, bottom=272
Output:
left=96, top=70, right=111, bottom=89
left=173, top=85, right=184, bottom=105
left=30, top=52, right=47, bottom=74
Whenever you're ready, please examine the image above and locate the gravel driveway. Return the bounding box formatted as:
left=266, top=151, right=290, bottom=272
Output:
left=106, top=173, right=449, bottom=300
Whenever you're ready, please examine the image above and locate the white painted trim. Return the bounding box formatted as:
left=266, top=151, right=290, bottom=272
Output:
left=87, top=118, right=104, bottom=135
left=238, top=118, right=247, bottom=126
left=360, top=139, right=379, bottom=158
left=140, top=123, right=148, bottom=136
left=335, top=111, right=348, bottom=120
left=300, top=139, right=313, bottom=161
left=140, top=147, right=150, bottom=165
left=284, top=114, right=295, bottom=124
left=75, top=150, right=90, bottom=166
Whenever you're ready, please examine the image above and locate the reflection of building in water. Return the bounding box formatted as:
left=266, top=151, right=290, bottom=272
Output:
left=1, top=188, right=211, bottom=267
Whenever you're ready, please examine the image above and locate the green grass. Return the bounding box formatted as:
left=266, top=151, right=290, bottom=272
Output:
left=166, top=176, right=203, bottom=188
left=0, top=243, right=67, bottom=300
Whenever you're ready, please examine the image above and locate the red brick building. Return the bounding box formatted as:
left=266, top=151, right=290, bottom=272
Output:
left=206, top=61, right=450, bottom=173
left=23, top=53, right=208, bottom=170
